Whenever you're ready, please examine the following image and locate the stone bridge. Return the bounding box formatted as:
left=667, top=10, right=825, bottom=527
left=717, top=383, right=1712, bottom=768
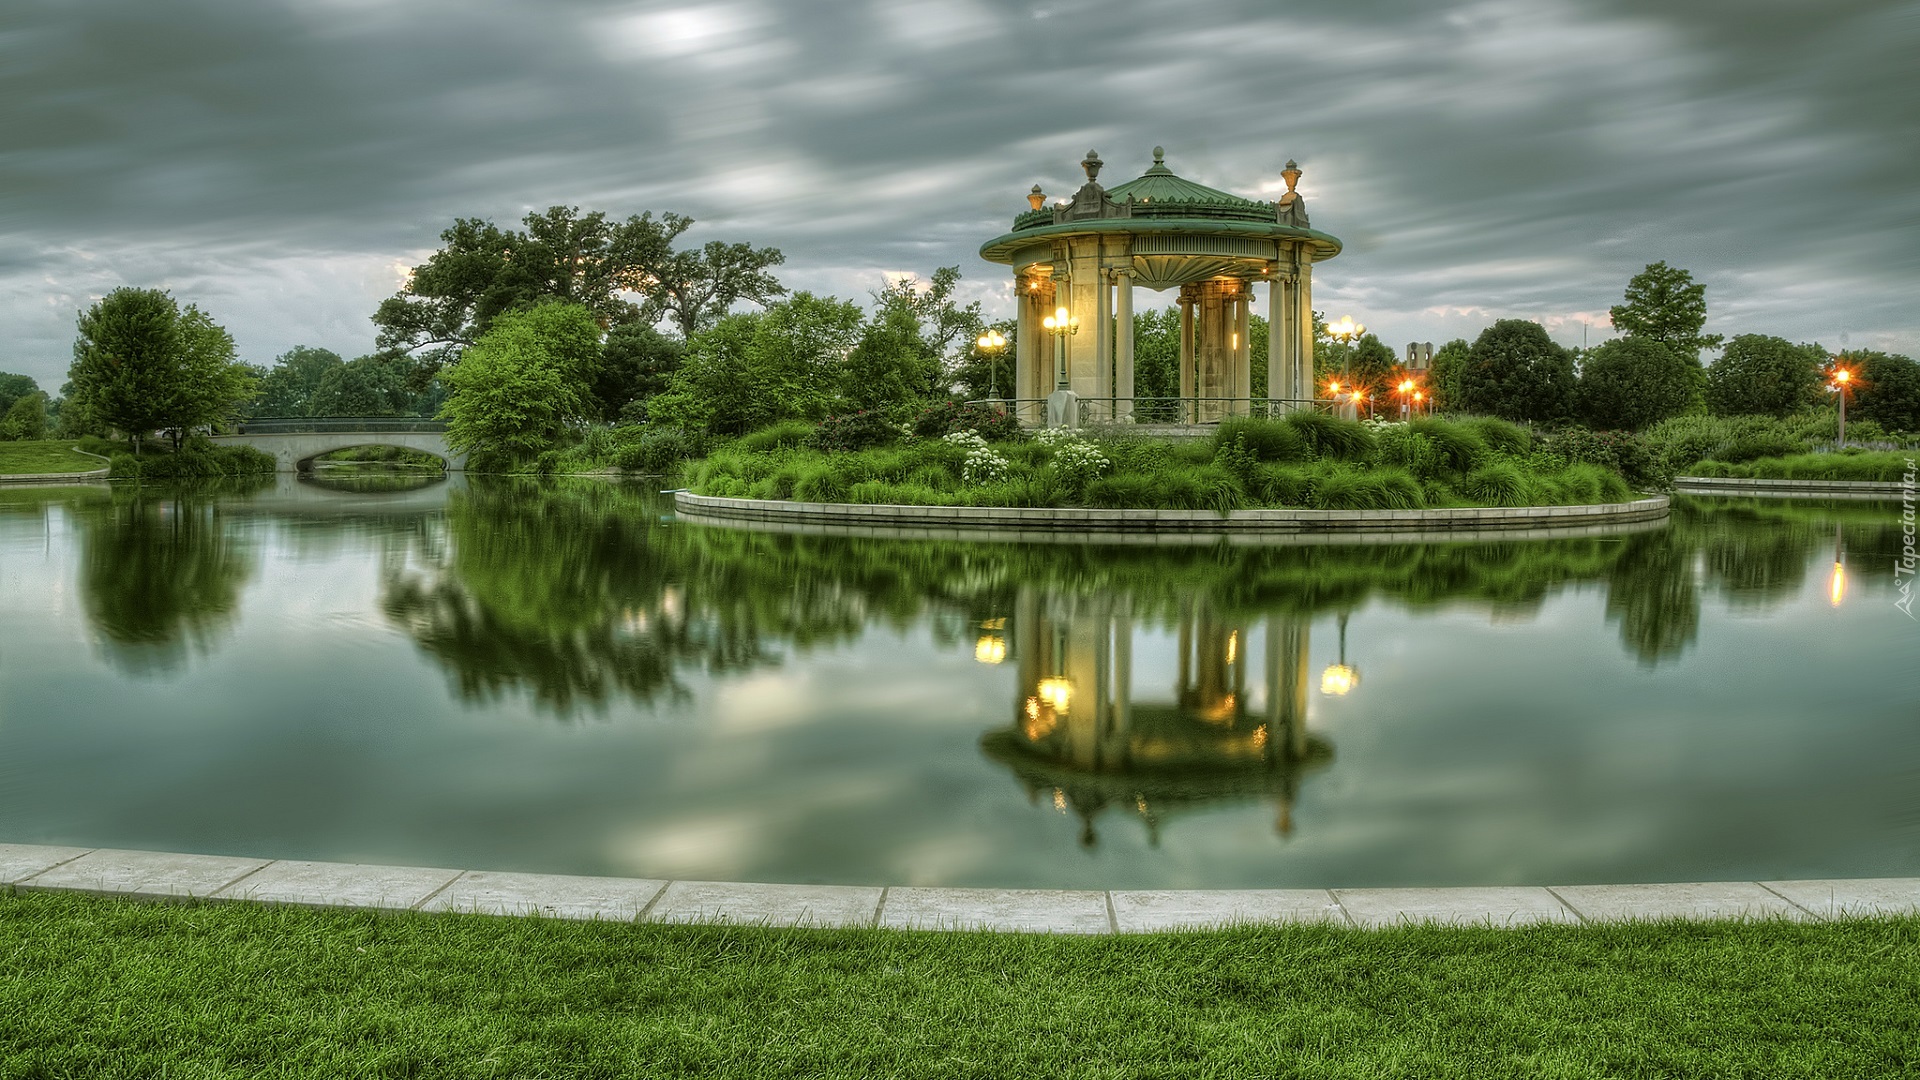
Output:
left=210, top=418, right=466, bottom=473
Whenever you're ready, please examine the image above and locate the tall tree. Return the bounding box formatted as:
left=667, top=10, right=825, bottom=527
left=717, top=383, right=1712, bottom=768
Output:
left=592, top=322, right=685, bottom=423
left=1427, top=339, right=1471, bottom=412
left=68, top=288, right=256, bottom=453
left=0, top=372, right=39, bottom=418
left=374, top=206, right=783, bottom=366
left=0, top=391, right=48, bottom=441
left=1609, top=261, right=1723, bottom=358
left=439, top=302, right=602, bottom=462
left=1456, top=320, right=1575, bottom=423
left=870, top=267, right=984, bottom=375
left=841, top=305, right=940, bottom=411
left=1705, top=335, right=1824, bottom=417
left=1846, top=351, right=1920, bottom=432
left=254, top=346, right=344, bottom=416
left=308, top=354, right=420, bottom=416
left=649, top=293, right=864, bottom=435
left=1575, top=337, right=1699, bottom=430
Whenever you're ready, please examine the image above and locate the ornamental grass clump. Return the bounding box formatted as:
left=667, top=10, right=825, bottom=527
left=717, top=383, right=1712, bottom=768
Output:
left=1283, top=411, right=1376, bottom=461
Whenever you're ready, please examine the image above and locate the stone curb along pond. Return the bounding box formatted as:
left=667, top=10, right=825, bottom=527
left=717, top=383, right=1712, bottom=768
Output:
left=7, top=844, right=1920, bottom=933
left=673, top=492, right=1673, bottom=535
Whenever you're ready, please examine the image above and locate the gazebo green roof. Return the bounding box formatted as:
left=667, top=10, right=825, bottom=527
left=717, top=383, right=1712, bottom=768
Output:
left=1103, top=151, right=1274, bottom=220
left=979, top=147, right=1341, bottom=266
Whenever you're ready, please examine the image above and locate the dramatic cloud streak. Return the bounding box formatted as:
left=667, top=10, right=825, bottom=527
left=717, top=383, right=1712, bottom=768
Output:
left=2, top=0, right=1915, bottom=387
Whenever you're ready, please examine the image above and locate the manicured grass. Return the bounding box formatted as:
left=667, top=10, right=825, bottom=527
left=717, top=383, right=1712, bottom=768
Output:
left=0, top=440, right=104, bottom=475
left=1, top=890, right=1915, bottom=1078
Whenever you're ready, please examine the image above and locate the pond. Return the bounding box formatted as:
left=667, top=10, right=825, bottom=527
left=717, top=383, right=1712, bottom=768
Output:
left=0, top=476, right=1914, bottom=890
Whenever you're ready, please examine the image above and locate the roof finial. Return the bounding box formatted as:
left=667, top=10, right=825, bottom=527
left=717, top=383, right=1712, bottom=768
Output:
left=1081, top=150, right=1103, bottom=182
left=1153, top=146, right=1165, bottom=165
left=1027, top=184, right=1046, bottom=211
left=1283, top=159, right=1302, bottom=195
left=1146, top=146, right=1172, bottom=176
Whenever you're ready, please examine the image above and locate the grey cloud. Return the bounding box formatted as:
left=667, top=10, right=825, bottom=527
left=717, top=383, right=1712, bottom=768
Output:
left=1, top=0, right=1915, bottom=387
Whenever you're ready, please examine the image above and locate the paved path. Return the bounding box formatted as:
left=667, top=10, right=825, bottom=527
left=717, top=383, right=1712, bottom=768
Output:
left=5, top=844, right=1916, bottom=932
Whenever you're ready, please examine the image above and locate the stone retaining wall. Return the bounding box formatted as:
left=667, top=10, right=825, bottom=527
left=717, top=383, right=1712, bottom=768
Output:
left=1675, top=476, right=1908, bottom=500
left=675, top=492, right=1670, bottom=537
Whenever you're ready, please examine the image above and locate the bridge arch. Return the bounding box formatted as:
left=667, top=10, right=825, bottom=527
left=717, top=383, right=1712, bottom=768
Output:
left=211, top=419, right=467, bottom=473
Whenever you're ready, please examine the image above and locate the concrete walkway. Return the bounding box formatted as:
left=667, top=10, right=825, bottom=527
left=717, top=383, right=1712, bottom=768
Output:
left=5, top=844, right=1916, bottom=932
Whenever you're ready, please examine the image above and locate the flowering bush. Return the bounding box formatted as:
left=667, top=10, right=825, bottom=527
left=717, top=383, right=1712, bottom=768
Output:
left=1050, top=438, right=1110, bottom=489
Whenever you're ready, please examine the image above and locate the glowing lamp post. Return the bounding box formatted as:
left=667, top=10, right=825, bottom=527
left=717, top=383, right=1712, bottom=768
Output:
left=1398, top=379, right=1416, bottom=419
left=1829, top=362, right=1854, bottom=446
left=1042, top=306, right=1079, bottom=390
left=1319, top=612, right=1360, bottom=697
left=976, top=329, right=1008, bottom=402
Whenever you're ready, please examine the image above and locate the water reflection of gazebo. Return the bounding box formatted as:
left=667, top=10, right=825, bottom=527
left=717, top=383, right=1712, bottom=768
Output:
left=979, top=589, right=1333, bottom=847
left=978, top=146, right=1342, bottom=426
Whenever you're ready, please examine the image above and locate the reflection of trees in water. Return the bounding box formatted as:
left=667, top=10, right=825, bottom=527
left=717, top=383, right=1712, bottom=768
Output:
left=376, top=485, right=1912, bottom=716
left=380, top=479, right=792, bottom=717
left=77, top=487, right=258, bottom=676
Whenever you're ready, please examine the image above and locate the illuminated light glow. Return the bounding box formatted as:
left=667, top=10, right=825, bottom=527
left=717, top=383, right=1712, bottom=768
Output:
left=1037, top=677, right=1072, bottom=714
left=1830, top=560, right=1847, bottom=607
left=1252, top=725, right=1268, bottom=747
left=1225, top=630, right=1238, bottom=665
left=974, top=635, right=1006, bottom=664
left=1321, top=664, right=1358, bottom=696
left=1053, top=788, right=1068, bottom=812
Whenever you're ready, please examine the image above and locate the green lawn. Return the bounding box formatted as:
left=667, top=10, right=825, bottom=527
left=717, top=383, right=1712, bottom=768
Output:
left=0, top=440, right=105, bottom=475
left=1, top=890, right=1915, bottom=1078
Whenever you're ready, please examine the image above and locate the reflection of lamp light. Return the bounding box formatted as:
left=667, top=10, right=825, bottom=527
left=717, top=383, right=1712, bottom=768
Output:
left=1320, top=664, right=1358, bottom=696
left=975, top=635, right=1006, bottom=663
left=1830, top=525, right=1847, bottom=607
left=1225, top=630, right=1238, bottom=665
left=1320, top=612, right=1361, bottom=697
left=1037, top=677, right=1072, bottom=713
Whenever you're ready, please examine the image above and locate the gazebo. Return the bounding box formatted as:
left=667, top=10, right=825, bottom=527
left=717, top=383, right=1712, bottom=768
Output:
left=978, top=147, right=1342, bottom=426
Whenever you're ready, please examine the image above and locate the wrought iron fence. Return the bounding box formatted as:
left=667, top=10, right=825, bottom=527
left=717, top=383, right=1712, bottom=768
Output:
left=236, top=416, right=448, bottom=434
left=962, top=398, right=1335, bottom=427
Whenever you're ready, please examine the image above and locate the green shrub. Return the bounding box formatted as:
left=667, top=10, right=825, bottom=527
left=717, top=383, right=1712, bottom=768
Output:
left=1084, top=472, right=1158, bottom=509
left=1458, top=462, right=1532, bottom=506
left=911, top=400, right=1021, bottom=442
left=1408, top=419, right=1486, bottom=472
left=1254, top=463, right=1315, bottom=506
left=612, top=426, right=708, bottom=474
left=1213, top=417, right=1309, bottom=463
left=1462, top=417, right=1532, bottom=457
left=808, top=411, right=899, bottom=452
left=737, top=421, right=816, bottom=454
left=792, top=467, right=850, bottom=502
left=1716, top=434, right=1806, bottom=464
left=108, top=439, right=274, bottom=479
left=1284, top=412, right=1375, bottom=460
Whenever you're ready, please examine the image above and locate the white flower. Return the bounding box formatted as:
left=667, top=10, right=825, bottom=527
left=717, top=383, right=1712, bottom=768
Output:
left=961, top=446, right=1009, bottom=484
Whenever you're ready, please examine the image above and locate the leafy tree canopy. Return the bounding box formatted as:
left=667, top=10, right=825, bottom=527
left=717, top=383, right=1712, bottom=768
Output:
left=1427, top=339, right=1471, bottom=411
left=438, top=302, right=602, bottom=461
left=0, top=372, right=39, bottom=417
left=253, top=346, right=344, bottom=416
left=1576, top=337, right=1700, bottom=430
left=842, top=304, right=939, bottom=412
left=1609, top=261, right=1723, bottom=358
left=0, top=391, right=49, bottom=441
left=1456, top=319, right=1575, bottom=423
left=310, top=354, right=424, bottom=417
left=1846, top=350, right=1920, bottom=433
left=871, top=267, right=983, bottom=375
left=1705, top=335, right=1824, bottom=418
left=68, top=288, right=257, bottom=452
left=594, top=322, right=685, bottom=423
left=649, top=292, right=864, bottom=436
left=374, top=207, right=784, bottom=369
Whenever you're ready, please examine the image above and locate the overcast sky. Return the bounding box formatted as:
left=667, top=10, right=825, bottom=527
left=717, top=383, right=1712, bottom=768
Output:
left=3, top=0, right=1916, bottom=389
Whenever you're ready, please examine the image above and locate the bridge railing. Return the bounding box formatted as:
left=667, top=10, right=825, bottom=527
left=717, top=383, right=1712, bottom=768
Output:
left=234, top=416, right=448, bottom=435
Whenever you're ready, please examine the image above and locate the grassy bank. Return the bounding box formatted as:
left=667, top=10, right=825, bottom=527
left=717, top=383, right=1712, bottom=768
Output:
left=688, top=414, right=1638, bottom=512
left=0, top=440, right=104, bottom=475
left=0, top=890, right=1914, bottom=1078
left=1683, top=449, right=1914, bottom=482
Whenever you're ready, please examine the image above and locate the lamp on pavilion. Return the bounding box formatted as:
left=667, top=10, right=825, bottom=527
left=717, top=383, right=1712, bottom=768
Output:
left=1042, top=306, right=1079, bottom=390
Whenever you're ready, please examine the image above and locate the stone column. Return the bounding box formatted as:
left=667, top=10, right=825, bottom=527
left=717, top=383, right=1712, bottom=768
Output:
left=1178, top=288, right=1195, bottom=416
left=1268, top=269, right=1295, bottom=413
left=1014, top=272, right=1032, bottom=407
left=1234, top=283, right=1252, bottom=416
left=1093, top=262, right=1112, bottom=418
left=1114, top=268, right=1135, bottom=422
left=1294, top=259, right=1315, bottom=404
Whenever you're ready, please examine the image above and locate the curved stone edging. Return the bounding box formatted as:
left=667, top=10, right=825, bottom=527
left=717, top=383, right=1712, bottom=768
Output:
left=7, top=843, right=1914, bottom=932
left=1675, top=475, right=1908, bottom=500
left=675, top=492, right=1670, bottom=539
left=0, top=468, right=109, bottom=484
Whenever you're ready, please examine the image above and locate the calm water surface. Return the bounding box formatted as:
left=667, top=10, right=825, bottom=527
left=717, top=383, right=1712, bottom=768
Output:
left=0, top=475, right=1914, bottom=890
